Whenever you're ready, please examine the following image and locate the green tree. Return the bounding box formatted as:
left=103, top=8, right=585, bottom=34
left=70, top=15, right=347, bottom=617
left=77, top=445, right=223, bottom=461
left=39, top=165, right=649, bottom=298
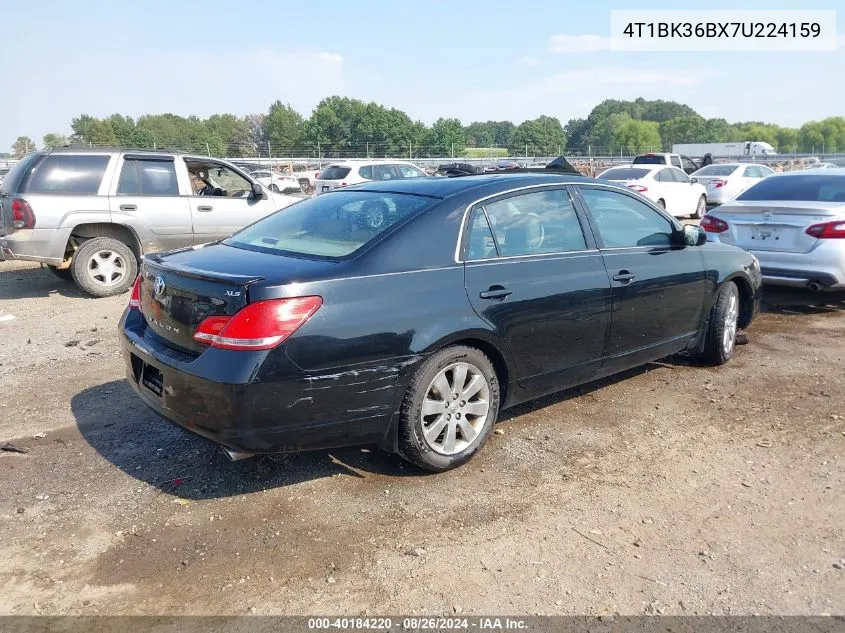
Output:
left=509, top=116, right=566, bottom=155
left=12, top=136, right=35, bottom=158
left=613, top=119, right=661, bottom=154
left=775, top=128, right=799, bottom=153
left=659, top=115, right=707, bottom=148
left=264, top=102, right=304, bottom=154
left=42, top=133, right=69, bottom=149
left=427, top=117, right=466, bottom=157
left=563, top=118, right=591, bottom=153
left=703, top=118, right=732, bottom=143
left=70, top=114, right=118, bottom=145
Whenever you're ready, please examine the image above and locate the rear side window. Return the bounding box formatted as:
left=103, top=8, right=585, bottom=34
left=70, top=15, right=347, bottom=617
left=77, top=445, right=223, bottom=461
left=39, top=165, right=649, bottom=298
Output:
left=118, top=159, right=179, bottom=196
left=358, top=165, right=374, bottom=179
left=23, top=155, right=109, bottom=194
left=475, top=189, right=587, bottom=257
left=320, top=166, right=351, bottom=180
left=737, top=175, right=845, bottom=202
left=1, top=153, right=43, bottom=194
left=226, top=191, right=435, bottom=259
left=669, top=168, right=690, bottom=183
left=655, top=169, right=674, bottom=183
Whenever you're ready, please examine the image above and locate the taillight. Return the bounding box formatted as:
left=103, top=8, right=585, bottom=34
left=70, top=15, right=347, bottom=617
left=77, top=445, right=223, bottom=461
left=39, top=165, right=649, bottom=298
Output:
left=11, top=199, right=35, bottom=229
left=701, top=215, right=729, bottom=233
left=193, top=297, right=323, bottom=351
left=627, top=184, right=648, bottom=193
left=315, top=172, right=320, bottom=180
left=805, top=221, right=845, bottom=239
left=712, top=179, right=727, bottom=189
left=128, top=275, right=142, bottom=311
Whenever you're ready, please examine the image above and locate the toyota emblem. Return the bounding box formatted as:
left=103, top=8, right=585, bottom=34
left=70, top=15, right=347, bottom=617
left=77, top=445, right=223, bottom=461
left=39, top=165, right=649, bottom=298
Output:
left=153, top=276, right=166, bottom=296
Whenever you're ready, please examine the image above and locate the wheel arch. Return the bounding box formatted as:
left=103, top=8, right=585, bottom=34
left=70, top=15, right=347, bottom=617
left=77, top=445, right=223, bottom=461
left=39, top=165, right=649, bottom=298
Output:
left=68, top=223, right=142, bottom=263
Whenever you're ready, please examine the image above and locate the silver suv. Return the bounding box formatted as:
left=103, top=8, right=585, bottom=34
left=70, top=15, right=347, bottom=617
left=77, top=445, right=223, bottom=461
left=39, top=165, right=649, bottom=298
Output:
left=0, top=147, right=303, bottom=296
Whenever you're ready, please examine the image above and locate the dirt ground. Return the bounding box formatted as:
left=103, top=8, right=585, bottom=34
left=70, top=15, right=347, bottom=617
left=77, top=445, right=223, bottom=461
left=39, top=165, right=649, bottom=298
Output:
left=1, top=259, right=844, bottom=617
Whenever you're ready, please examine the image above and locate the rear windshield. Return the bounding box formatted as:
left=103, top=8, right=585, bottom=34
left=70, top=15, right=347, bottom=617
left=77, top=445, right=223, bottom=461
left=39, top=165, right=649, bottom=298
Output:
left=599, top=168, right=649, bottom=180
left=736, top=175, right=845, bottom=202
left=0, top=153, right=43, bottom=194
left=632, top=155, right=668, bottom=165
left=24, top=154, right=109, bottom=194
left=225, top=191, right=436, bottom=259
left=320, top=166, right=352, bottom=180
left=695, top=165, right=739, bottom=176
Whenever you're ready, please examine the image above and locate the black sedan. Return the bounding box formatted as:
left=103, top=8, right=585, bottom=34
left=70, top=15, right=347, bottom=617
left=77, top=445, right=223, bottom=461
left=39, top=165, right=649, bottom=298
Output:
left=119, top=173, right=761, bottom=472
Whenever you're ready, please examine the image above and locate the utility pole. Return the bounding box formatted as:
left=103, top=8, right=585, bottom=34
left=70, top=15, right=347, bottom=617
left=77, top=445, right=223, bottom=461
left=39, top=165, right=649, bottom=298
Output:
left=451, top=142, right=454, bottom=159
left=366, top=141, right=369, bottom=158
left=206, top=142, right=211, bottom=157
left=409, top=141, right=412, bottom=159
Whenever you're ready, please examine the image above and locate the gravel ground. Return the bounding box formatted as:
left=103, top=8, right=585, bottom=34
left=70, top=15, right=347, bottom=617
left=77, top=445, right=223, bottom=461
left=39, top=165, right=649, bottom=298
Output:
left=1, top=260, right=844, bottom=616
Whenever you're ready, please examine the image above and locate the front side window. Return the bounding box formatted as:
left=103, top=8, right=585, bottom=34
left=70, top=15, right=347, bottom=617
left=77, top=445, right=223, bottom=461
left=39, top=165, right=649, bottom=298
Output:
left=396, top=165, right=426, bottom=178
left=24, top=155, right=109, bottom=194
left=579, top=187, right=675, bottom=248
left=225, top=191, right=434, bottom=259
left=185, top=161, right=252, bottom=198
left=473, top=189, right=587, bottom=258
left=118, top=159, right=179, bottom=196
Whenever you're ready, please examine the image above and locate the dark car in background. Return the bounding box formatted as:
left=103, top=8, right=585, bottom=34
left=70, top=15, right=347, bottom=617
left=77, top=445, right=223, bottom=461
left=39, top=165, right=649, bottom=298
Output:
left=120, top=173, right=761, bottom=472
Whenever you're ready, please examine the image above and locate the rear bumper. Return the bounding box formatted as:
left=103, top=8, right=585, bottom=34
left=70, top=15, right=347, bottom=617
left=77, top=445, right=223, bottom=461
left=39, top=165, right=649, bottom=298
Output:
left=751, top=247, right=845, bottom=289
left=0, top=228, right=72, bottom=266
left=119, top=309, right=417, bottom=454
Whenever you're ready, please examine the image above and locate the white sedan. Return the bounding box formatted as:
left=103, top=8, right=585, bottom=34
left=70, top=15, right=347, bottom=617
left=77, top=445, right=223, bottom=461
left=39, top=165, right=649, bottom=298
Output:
left=597, top=164, right=708, bottom=218
left=689, top=162, right=774, bottom=207
left=250, top=170, right=303, bottom=194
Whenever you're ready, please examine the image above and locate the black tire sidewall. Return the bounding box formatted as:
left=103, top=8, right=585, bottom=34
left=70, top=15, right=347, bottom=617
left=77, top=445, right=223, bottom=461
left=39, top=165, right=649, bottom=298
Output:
left=71, top=237, right=138, bottom=298
left=702, top=281, right=739, bottom=365
left=399, top=346, right=500, bottom=472
left=695, top=196, right=706, bottom=219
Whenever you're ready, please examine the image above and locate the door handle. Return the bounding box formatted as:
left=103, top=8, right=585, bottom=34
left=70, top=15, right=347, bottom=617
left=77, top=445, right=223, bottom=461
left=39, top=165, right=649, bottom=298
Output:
left=612, top=271, right=636, bottom=284
left=479, top=286, right=513, bottom=300
left=119, top=204, right=137, bottom=212
left=197, top=206, right=213, bottom=212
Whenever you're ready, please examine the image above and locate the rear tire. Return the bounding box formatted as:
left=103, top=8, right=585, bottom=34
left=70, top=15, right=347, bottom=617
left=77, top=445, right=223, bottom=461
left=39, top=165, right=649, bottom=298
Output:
left=398, top=346, right=500, bottom=472
left=71, top=237, right=138, bottom=298
left=46, top=265, right=73, bottom=282
left=269, top=184, right=280, bottom=193
left=693, top=195, right=706, bottom=219
left=695, top=281, right=740, bottom=366
left=656, top=199, right=666, bottom=210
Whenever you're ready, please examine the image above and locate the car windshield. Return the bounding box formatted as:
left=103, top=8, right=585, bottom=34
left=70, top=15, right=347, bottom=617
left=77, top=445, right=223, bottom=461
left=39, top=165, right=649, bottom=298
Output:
left=694, top=165, right=739, bottom=176
left=632, top=155, right=667, bottom=165
left=736, top=175, right=845, bottom=202
left=599, top=168, right=650, bottom=180
left=225, top=191, right=436, bottom=259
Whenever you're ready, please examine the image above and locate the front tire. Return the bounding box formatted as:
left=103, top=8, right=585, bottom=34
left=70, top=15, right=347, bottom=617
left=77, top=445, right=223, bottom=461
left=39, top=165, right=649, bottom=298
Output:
left=398, top=346, right=500, bottom=472
left=696, top=281, right=740, bottom=366
left=693, top=195, right=706, bottom=219
left=71, top=237, right=138, bottom=298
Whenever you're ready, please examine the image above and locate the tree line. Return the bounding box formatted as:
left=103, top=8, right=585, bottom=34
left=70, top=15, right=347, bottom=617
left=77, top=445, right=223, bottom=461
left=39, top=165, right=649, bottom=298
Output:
left=8, top=96, right=845, bottom=159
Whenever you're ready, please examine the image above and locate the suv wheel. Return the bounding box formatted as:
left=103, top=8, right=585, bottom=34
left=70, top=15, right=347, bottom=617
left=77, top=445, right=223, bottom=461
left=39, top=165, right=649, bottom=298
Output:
left=71, top=237, right=138, bottom=298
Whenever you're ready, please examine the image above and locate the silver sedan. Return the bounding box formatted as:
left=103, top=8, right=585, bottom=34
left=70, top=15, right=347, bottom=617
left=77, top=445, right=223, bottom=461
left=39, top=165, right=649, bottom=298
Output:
left=701, top=169, right=845, bottom=290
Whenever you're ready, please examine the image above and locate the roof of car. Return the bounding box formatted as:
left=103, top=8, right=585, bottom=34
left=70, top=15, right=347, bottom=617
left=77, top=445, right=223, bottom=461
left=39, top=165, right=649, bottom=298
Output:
left=351, top=172, right=596, bottom=198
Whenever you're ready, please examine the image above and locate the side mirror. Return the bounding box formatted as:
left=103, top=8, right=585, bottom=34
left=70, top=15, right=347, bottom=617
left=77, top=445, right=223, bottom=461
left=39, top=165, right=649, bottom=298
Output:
left=682, top=223, right=707, bottom=246
left=251, top=182, right=266, bottom=199
left=690, top=177, right=698, bottom=184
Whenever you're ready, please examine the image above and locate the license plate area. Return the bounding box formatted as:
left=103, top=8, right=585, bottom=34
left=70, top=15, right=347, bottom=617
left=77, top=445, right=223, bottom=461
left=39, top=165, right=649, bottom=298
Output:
left=141, top=362, right=164, bottom=398
left=751, top=225, right=780, bottom=242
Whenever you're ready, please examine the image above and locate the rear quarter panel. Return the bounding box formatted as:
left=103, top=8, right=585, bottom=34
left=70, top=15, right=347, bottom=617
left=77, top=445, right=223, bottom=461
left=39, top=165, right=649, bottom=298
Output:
left=699, top=242, right=761, bottom=328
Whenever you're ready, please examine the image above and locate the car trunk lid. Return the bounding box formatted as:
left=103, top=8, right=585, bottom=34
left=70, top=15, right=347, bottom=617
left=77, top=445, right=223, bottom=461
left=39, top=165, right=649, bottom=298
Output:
left=139, top=243, right=338, bottom=354
left=709, top=201, right=845, bottom=253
